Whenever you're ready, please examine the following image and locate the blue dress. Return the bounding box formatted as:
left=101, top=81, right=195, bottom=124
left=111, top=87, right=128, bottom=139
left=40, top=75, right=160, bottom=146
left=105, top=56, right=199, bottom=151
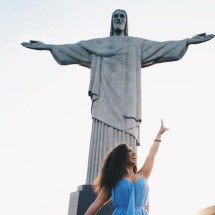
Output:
left=111, top=177, right=149, bottom=215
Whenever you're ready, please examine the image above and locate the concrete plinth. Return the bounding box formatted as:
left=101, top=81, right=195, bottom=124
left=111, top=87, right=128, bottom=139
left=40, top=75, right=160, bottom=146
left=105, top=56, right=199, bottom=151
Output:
left=68, top=185, right=114, bottom=215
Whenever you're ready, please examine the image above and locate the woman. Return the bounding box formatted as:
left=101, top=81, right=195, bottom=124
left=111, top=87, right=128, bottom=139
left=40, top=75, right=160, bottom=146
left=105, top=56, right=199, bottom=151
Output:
left=84, top=120, right=168, bottom=215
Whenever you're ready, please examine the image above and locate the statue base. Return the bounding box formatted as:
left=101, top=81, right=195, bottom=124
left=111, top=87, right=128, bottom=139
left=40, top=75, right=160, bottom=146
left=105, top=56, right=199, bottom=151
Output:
left=68, top=185, right=114, bottom=215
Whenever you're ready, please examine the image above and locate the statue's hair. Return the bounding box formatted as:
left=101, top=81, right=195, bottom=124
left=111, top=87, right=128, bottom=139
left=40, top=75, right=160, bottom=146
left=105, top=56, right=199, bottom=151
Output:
left=92, top=143, right=137, bottom=194
left=110, top=9, right=128, bottom=36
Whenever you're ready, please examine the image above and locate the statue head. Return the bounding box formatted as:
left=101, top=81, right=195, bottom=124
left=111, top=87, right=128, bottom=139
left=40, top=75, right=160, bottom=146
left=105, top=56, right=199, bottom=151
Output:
left=110, top=9, right=128, bottom=36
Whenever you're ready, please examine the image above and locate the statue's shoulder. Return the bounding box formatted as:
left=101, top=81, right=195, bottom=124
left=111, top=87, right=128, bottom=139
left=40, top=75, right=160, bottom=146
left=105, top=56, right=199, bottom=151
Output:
left=128, top=36, right=149, bottom=45
left=80, top=36, right=148, bottom=43
left=78, top=36, right=150, bottom=49
left=78, top=37, right=111, bottom=46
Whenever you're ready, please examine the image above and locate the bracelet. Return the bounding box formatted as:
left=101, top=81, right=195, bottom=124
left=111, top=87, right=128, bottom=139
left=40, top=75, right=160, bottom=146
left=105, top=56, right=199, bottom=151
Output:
left=154, top=139, right=161, bottom=142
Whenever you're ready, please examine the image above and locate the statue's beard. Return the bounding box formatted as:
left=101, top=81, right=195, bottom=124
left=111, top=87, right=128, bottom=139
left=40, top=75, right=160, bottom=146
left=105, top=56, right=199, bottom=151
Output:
left=114, top=28, right=124, bottom=35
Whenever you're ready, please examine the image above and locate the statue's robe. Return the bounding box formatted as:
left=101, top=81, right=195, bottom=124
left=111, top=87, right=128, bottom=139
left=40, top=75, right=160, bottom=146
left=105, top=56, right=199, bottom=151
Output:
left=51, top=36, right=188, bottom=183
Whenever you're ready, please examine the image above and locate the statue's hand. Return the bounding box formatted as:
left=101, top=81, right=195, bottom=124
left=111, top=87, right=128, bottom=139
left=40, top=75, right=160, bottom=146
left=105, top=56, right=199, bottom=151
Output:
left=188, top=33, right=214, bottom=45
left=21, top=40, right=50, bottom=50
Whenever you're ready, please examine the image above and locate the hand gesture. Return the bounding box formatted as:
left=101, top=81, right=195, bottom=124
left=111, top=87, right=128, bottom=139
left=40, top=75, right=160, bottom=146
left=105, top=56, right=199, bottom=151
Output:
left=188, top=33, right=214, bottom=45
left=157, top=120, right=169, bottom=136
left=21, top=40, right=50, bottom=50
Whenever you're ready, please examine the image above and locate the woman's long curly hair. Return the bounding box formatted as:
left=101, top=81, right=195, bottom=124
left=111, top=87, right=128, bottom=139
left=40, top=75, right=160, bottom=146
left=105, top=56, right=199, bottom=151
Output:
left=110, top=9, right=128, bottom=36
left=93, top=143, right=137, bottom=194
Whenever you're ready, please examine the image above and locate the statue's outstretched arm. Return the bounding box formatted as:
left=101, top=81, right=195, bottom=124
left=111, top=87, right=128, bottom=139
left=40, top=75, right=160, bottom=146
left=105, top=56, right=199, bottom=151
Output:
left=187, top=33, right=214, bottom=45
left=21, top=40, right=91, bottom=66
left=21, top=40, right=52, bottom=51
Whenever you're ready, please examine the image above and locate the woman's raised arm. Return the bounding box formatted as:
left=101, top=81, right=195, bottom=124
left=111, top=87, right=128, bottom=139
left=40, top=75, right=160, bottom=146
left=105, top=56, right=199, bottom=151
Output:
left=138, top=120, right=168, bottom=179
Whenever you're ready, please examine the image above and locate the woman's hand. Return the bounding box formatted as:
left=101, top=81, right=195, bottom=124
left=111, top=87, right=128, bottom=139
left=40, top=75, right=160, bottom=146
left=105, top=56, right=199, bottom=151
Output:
left=157, top=119, right=169, bottom=136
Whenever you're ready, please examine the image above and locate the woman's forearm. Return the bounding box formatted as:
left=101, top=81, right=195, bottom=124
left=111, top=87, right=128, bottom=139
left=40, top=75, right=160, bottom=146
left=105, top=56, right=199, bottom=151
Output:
left=139, top=120, right=168, bottom=179
left=149, top=133, right=162, bottom=157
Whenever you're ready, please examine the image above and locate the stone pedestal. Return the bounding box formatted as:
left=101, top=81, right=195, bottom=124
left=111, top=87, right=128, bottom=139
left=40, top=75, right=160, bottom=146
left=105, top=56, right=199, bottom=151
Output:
left=68, top=185, right=114, bottom=215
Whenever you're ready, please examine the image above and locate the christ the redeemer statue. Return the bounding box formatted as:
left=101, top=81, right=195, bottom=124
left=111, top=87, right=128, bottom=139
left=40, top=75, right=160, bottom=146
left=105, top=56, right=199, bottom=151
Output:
left=22, top=9, right=214, bottom=184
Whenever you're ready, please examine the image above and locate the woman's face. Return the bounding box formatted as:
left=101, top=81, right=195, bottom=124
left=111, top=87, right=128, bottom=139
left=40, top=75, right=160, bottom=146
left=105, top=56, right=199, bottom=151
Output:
left=127, top=146, right=137, bottom=166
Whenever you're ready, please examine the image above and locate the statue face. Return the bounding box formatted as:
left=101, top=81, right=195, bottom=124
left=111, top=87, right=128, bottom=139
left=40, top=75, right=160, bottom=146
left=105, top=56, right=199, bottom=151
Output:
left=112, top=10, right=127, bottom=33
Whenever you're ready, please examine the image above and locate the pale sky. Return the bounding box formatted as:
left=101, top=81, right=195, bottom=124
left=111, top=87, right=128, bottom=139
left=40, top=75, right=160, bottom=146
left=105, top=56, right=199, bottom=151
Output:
left=0, top=0, right=215, bottom=215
